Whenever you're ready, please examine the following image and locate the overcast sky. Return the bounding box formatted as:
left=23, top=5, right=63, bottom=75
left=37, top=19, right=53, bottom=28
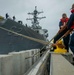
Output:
left=0, top=0, right=74, bottom=40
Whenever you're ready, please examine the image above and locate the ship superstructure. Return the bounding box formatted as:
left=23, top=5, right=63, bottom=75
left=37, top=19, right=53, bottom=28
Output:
left=26, top=6, right=48, bottom=40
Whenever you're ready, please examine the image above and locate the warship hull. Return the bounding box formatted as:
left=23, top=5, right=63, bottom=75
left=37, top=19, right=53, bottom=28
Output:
left=0, top=19, right=45, bottom=54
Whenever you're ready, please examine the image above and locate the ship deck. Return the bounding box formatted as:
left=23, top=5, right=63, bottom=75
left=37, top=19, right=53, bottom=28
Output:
left=0, top=49, right=74, bottom=75
left=24, top=50, right=74, bottom=75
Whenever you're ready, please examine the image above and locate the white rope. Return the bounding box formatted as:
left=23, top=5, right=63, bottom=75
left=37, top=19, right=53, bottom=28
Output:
left=0, top=26, right=48, bottom=45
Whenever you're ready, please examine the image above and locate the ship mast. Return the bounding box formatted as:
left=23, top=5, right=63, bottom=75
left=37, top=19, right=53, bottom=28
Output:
left=26, top=6, right=46, bottom=29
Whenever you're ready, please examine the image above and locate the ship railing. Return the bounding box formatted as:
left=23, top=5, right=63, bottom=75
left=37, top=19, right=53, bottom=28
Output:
left=24, top=50, right=74, bottom=75
left=24, top=50, right=50, bottom=75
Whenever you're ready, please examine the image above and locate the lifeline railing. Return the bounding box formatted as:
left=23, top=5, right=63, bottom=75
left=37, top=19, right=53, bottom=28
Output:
left=24, top=50, right=50, bottom=75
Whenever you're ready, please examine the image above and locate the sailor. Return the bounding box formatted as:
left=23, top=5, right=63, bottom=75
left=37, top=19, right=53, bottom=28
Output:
left=59, top=13, right=69, bottom=29
left=69, top=4, right=74, bottom=56
left=5, top=13, right=9, bottom=19
left=53, top=3, right=74, bottom=53
left=59, top=13, right=70, bottom=52
left=13, top=16, right=16, bottom=21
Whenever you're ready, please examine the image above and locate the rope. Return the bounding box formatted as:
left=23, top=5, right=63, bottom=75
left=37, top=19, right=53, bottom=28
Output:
left=0, top=26, right=48, bottom=45
left=39, top=33, right=58, bottom=50
left=0, top=26, right=58, bottom=59
left=25, top=33, right=58, bottom=59
left=25, top=29, right=72, bottom=59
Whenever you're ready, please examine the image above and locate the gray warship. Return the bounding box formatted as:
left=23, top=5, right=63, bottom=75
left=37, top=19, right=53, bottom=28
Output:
left=0, top=6, right=48, bottom=54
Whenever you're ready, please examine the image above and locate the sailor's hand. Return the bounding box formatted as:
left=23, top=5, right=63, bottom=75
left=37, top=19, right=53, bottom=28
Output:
left=58, top=25, right=67, bottom=34
left=60, top=24, right=65, bottom=29
left=51, top=43, right=56, bottom=47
